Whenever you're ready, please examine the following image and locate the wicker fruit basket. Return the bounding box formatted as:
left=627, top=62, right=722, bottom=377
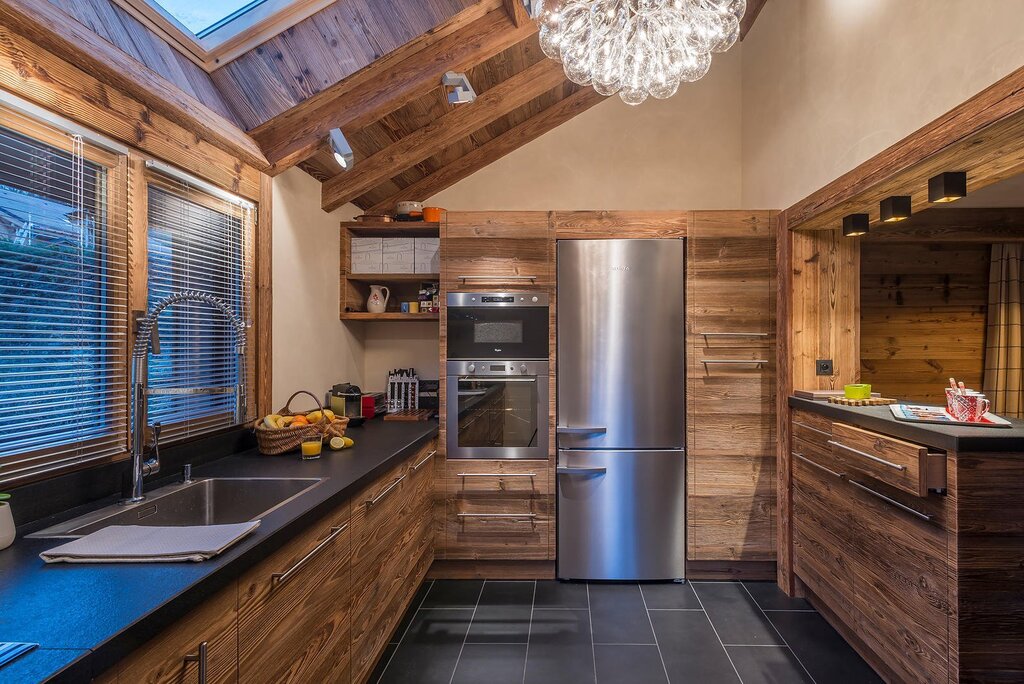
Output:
left=254, top=390, right=350, bottom=456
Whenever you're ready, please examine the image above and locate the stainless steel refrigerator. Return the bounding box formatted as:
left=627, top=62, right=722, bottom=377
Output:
left=556, top=239, right=686, bottom=581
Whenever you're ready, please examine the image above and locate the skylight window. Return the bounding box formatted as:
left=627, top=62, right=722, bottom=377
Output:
left=153, top=0, right=269, bottom=37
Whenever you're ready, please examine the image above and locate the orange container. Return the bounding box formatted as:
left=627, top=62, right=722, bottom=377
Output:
left=423, top=206, right=445, bottom=222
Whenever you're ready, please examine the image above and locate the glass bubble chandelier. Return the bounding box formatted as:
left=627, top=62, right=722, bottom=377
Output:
left=534, top=0, right=746, bottom=105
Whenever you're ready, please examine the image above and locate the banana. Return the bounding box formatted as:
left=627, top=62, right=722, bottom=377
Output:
left=263, top=414, right=282, bottom=430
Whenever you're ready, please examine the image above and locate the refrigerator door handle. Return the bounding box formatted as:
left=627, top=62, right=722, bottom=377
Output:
left=556, top=466, right=608, bottom=476
left=556, top=426, right=608, bottom=435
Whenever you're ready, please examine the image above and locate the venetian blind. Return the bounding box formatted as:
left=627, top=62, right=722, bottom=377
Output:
left=144, top=168, right=255, bottom=442
left=0, top=110, right=129, bottom=487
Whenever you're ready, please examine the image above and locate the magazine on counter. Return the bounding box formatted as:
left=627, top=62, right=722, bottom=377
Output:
left=889, top=404, right=1012, bottom=428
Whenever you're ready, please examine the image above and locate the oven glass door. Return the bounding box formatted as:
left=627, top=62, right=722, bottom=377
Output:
left=448, top=374, right=546, bottom=459
left=447, top=307, right=548, bottom=359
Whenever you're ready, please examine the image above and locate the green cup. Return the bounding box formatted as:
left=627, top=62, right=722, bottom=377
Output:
left=844, top=383, right=872, bottom=400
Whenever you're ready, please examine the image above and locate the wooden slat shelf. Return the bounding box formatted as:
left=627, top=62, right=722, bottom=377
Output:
left=340, top=312, right=440, bottom=321
left=341, top=221, right=440, bottom=237
left=345, top=273, right=439, bottom=282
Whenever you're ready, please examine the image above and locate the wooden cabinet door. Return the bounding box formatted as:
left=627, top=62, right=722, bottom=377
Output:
left=686, top=211, right=776, bottom=561
left=442, top=211, right=553, bottom=292
left=237, top=503, right=352, bottom=684
left=114, top=585, right=237, bottom=684
left=846, top=480, right=950, bottom=684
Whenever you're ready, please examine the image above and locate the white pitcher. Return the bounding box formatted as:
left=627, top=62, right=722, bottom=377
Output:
left=367, top=285, right=390, bottom=313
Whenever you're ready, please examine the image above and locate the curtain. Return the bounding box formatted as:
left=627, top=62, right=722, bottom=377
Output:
left=984, top=243, right=1024, bottom=418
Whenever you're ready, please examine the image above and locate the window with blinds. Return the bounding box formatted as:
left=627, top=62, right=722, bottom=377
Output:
left=0, top=112, right=128, bottom=487
left=145, top=171, right=255, bottom=442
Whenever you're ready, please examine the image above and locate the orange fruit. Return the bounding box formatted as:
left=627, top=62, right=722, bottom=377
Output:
left=291, top=415, right=309, bottom=426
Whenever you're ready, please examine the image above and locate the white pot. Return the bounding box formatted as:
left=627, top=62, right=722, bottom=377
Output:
left=0, top=503, right=14, bottom=551
left=367, top=285, right=390, bottom=314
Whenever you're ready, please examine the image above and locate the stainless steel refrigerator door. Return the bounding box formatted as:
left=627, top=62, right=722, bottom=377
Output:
left=557, top=450, right=686, bottom=580
left=556, top=239, right=685, bottom=450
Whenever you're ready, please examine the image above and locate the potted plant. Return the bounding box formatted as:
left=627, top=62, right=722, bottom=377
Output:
left=0, top=493, right=14, bottom=550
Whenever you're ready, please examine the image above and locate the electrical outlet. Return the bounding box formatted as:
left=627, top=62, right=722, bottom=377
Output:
left=816, top=359, right=834, bottom=376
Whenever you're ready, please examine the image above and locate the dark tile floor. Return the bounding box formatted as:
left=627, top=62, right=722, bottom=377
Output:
left=370, top=579, right=882, bottom=684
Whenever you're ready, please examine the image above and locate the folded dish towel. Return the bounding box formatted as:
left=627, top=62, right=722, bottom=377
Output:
left=39, top=521, right=260, bottom=564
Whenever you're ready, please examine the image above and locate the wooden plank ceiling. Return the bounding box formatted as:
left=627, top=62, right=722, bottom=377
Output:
left=26, top=0, right=769, bottom=207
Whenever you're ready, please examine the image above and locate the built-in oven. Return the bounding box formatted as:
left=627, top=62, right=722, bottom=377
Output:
left=446, top=292, right=549, bottom=360
left=446, top=360, right=549, bottom=459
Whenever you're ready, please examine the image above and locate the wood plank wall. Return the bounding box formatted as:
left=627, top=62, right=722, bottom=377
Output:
left=860, top=242, right=990, bottom=403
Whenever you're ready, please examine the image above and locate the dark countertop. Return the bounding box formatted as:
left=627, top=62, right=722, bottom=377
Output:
left=789, top=397, right=1024, bottom=452
left=0, top=419, right=438, bottom=684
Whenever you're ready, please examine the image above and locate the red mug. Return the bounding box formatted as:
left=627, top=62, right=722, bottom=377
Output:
left=946, top=389, right=990, bottom=422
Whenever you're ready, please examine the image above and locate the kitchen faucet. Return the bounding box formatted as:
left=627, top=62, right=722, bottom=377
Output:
left=125, top=290, right=247, bottom=504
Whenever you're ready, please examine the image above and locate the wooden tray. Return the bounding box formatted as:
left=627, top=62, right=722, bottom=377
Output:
left=827, top=396, right=897, bottom=406
left=383, top=409, right=434, bottom=421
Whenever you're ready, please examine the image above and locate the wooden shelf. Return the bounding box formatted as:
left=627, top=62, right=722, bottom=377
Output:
left=341, top=221, right=440, bottom=237
left=340, top=312, right=440, bottom=321
left=345, top=273, right=439, bottom=282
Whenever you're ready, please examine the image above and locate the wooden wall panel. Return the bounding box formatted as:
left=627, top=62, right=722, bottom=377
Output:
left=860, top=242, right=990, bottom=403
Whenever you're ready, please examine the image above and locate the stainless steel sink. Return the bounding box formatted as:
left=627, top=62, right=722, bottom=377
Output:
left=29, top=477, right=325, bottom=538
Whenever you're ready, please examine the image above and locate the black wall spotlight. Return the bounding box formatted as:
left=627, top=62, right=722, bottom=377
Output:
left=879, top=195, right=912, bottom=222
left=928, top=171, right=967, bottom=203
left=843, top=213, right=870, bottom=237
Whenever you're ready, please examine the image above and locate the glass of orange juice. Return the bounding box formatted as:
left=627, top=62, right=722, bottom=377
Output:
left=301, top=436, right=323, bottom=460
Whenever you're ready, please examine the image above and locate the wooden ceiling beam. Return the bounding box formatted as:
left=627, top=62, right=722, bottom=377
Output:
left=503, top=0, right=532, bottom=27
left=251, top=3, right=538, bottom=175
left=321, top=58, right=568, bottom=212
left=366, top=87, right=607, bottom=213
left=0, top=0, right=269, bottom=170
left=740, top=0, right=769, bottom=40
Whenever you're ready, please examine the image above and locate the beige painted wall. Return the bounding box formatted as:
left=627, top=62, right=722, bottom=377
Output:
left=272, top=168, right=363, bottom=409
left=428, top=47, right=743, bottom=210
left=272, top=168, right=440, bottom=403
left=741, top=0, right=1024, bottom=210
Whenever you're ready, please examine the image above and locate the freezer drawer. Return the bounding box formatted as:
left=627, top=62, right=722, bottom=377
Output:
left=557, top=450, right=686, bottom=580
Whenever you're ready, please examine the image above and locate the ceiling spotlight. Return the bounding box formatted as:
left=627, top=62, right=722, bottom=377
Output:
left=442, top=71, right=477, bottom=104
left=842, top=213, right=870, bottom=237
left=928, top=171, right=967, bottom=203
left=879, top=195, right=912, bottom=222
left=329, top=128, right=354, bottom=171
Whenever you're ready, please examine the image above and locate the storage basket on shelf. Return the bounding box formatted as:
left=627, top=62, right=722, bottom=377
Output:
left=254, top=390, right=350, bottom=456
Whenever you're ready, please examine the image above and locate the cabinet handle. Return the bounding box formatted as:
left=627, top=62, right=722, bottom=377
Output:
left=556, top=426, right=607, bottom=435
left=828, top=440, right=907, bottom=472
left=271, top=523, right=348, bottom=588
left=848, top=480, right=933, bottom=522
left=411, top=450, right=437, bottom=472
left=366, top=475, right=406, bottom=507
left=458, top=513, right=537, bottom=522
left=698, top=332, right=769, bottom=338
left=701, top=359, right=768, bottom=366
left=557, top=466, right=608, bottom=476
left=793, top=453, right=844, bottom=480
left=183, top=641, right=208, bottom=684
left=458, top=275, right=538, bottom=282
left=457, top=472, right=536, bottom=478
left=792, top=421, right=831, bottom=438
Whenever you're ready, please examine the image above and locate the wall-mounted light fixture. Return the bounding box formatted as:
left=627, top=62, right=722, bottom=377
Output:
left=879, top=195, right=912, bottom=222
left=442, top=71, right=477, bottom=104
left=329, top=128, right=354, bottom=171
left=928, top=171, right=967, bottom=203
left=842, top=213, right=870, bottom=237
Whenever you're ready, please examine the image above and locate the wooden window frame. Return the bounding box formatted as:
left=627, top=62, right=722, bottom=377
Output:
left=0, top=109, right=131, bottom=486
left=109, top=0, right=335, bottom=71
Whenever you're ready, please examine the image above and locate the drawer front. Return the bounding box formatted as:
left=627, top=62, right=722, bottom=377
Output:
left=846, top=478, right=950, bottom=684
left=446, top=498, right=551, bottom=560
left=792, top=451, right=857, bottom=623
left=238, top=504, right=352, bottom=684
left=791, top=410, right=832, bottom=448
left=445, top=460, right=550, bottom=496
left=351, top=460, right=412, bottom=572
left=117, top=585, right=237, bottom=684
left=830, top=423, right=930, bottom=496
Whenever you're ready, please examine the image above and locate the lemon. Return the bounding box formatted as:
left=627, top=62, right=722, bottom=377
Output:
left=329, top=436, right=345, bottom=451
left=343, top=437, right=354, bottom=448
